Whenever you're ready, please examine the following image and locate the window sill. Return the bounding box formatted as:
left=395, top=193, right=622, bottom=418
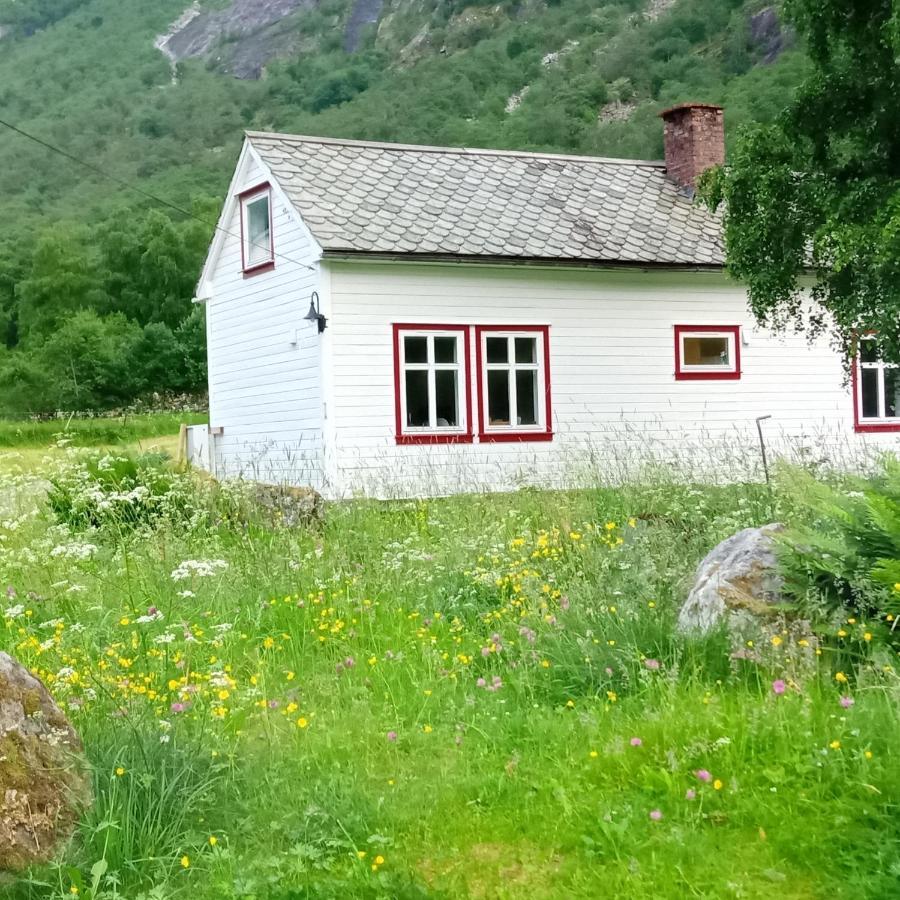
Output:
left=243, top=260, right=275, bottom=278
left=854, top=421, right=900, bottom=433
left=478, top=431, right=553, bottom=443
left=675, top=370, right=741, bottom=381
left=396, top=433, right=474, bottom=446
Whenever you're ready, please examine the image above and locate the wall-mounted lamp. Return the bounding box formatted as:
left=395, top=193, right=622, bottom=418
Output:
left=304, top=291, right=327, bottom=334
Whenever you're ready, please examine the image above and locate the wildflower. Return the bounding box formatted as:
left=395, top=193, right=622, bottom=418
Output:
left=70, top=888, right=79, bottom=895
left=864, top=750, right=873, bottom=760
left=540, top=659, right=551, bottom=668
left=209, top=836, right=218, bottom=846
left=644, top=658, right=660, bottom=670
left=286, top=702, right=298, bottom=714
left=180, top=855, right=190, bottom=868
left=566, top=700, right=575, bottom=709
left=649, top=809, right=663, bottom=821
left=357, top=850, right=367, bottom=859
left=772, top=679, right=786, bottom=696
left=375, top=855, right=385, bottom=865
left=115, top=767, right=125, bottom=777
left=286, top=671, right=295, bottom=681
left=297, top=717, right=309, bottom=729
left=170, top=702, right=187, bottom=714
left=685, top=789, right=696, bottom=800
left=589, top=750, right=598, bottom=758
left=771, top=636, right=782, bottom=647
left=630, top=737, right=642, bottom=747
left=606, top=690, right=617, bottom=703
left=423, top=724, right=433, bottom=733
left=171, top=559, right=228, bottom=581
left=262, top=637, right=275, bottom=650
left=713, top=779, right=723, bottom=790
left=839, top=696, right=854, bottom=709
left=386, top=731, right=398, bottom=742
left=863, top=632, right=872, bottom=642
left=835, top=672, right=848, bottom=684
left=829, top=740, right=841, bottom=750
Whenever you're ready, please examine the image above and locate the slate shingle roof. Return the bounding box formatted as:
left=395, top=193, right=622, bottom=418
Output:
left=246, top=131, right=725, bottom=267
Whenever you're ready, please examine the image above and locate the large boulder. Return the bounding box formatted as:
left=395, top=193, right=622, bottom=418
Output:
left=252, top=483, right=324, bottom=528
left=0, top=653, right=92, bottom=872
left=678, top=524, right=787, bottom=633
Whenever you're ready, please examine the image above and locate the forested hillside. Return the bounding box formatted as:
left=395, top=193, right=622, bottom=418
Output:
left=0, top=0, right=806, bottom=413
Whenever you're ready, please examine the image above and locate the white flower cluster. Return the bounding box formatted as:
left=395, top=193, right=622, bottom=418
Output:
left=170, top=559, right=228, bottom=581
left=4, top=604, right=24, bottom=618
left=49, top=541, right=98, bottom=561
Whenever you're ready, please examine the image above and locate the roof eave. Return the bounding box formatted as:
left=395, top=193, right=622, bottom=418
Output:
left=320, top=249, right=725, bottom=272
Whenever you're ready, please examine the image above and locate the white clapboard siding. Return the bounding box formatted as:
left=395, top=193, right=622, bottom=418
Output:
left=203, top=153, right=324, bottom=487
left=323, top=261, right=897, bottom=497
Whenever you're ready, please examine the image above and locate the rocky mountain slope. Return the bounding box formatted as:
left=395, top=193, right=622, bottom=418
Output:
left=0, top=0, right=803, bottom=235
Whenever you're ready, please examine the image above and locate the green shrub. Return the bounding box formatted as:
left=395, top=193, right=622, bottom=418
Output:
left=46, top=451, right=200, bottom=532
left=777, top=456, right=900, bottom=648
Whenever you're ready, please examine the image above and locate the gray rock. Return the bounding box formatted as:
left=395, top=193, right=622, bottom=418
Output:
left=678, top=524, right=787, bottom=633
left=252, top=483, right=325, bottom=528
left=748, top=7, right=795, bottom=64
left=0, top=653, right=92, bottom=872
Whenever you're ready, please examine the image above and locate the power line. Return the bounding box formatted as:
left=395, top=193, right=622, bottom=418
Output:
left=0, top=116, right=318, bottom=274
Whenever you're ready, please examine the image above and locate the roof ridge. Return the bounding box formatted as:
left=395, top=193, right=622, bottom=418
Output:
left=245, top=130, right=665, bottom=168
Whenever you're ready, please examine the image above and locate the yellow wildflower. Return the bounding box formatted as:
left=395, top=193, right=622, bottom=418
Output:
left=180, top=855, right=190, bottom=868
left=713, top=779, right=723, bottom=790
left=829, top=740, right=841, bottom=750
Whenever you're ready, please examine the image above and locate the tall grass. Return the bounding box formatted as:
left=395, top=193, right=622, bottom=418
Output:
left=0, top=450, right=897, bottom=899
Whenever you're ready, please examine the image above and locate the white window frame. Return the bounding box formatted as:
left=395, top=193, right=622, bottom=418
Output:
left=676, top=326, right=740, bottom=377
left=479, top=329, right=548, bottom=435
left=397, top=328, right=468, bottom=438
left=240, top=186, right=274, bottom=271
left=856, top=337, right=900, bottom=425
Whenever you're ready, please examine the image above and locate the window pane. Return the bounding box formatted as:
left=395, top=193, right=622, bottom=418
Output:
left=435, top=370, right=458, bottom=426
left=247, top=196, right=270, bottom=264
left=885, top=368, right=899, bottom=418
left=683, top=335, right=730, bottom=367
left=434, top=336, right=457, bottom=364
left=861, top=367, right=880, bottom=419
left=516, top=370, right=538, bottom=425
left=405, top=370, right=430, bottom=427
left=515, top=337, right=536, bottom=364
left=487, top=370, right=510, bottom=425
left=404, top=336, right=428, bottom=364
left=860, top=338, right=879, bottom=364
left=486, top=337, right=508, bottom=364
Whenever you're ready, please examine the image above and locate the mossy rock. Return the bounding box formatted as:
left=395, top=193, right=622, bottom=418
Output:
left=0, top=652, right=92, bottom=872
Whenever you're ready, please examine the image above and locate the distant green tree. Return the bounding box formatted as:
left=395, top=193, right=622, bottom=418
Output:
left=701, top=0, right=900, bottom=362
left=15, top=228, right=105, bottom=342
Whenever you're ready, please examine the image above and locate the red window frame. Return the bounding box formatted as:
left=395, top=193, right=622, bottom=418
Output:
left=475, top=325, right=553, bottom=443
left=392, top=324, right=473, bottom=445
left=238, top=182, right=275, bottom=276
left=851, top=334, right=900, bottom=433
left=674, top=325, right=741, bottom=381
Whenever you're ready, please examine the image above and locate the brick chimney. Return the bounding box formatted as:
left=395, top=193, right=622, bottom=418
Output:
left=659, top=103, right=725, bottom=192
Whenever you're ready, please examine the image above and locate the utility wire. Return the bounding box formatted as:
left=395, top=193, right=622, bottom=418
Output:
left=0, top=116, right=318, bottom=274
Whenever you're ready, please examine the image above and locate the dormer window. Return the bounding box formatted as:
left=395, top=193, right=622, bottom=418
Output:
left=239, top=184, right=274, bottom=274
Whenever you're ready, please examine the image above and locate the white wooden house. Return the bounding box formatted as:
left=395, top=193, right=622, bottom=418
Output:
left=191, top=104, right=898, bottom=497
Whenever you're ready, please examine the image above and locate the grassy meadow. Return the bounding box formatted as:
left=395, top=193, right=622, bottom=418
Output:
left=0, top=427, right=897, bottom=899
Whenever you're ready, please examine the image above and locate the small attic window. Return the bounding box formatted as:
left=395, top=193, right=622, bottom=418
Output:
left=239, top=183, right=274, bottom=274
